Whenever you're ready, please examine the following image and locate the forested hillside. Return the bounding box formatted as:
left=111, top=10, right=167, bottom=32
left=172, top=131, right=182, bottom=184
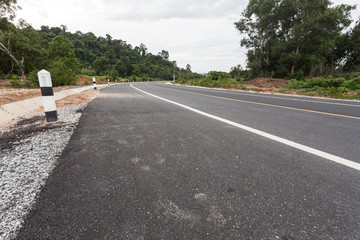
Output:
left=1, top=17, right=197, bottom=86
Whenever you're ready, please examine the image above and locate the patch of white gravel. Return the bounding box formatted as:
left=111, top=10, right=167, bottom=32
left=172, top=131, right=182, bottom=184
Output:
left=0, top=104, right=86, bottom=240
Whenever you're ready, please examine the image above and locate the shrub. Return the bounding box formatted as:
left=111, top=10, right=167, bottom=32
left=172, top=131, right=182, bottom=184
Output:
left=10, top=79, right=21, bottom=88
left=285, top=70, right=304, bottom=80
left=288, top=80, right=306, bottom=89
left=49, top=60, right=77, bottom=86
left=80, top=68, right=96, bottom=76
left=342, top=76, right=360, bottom=90
left=25, top=69, right=40, bottom=88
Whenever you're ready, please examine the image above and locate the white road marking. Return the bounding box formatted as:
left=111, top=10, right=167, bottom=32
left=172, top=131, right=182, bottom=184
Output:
left=131, top=84, right=360, bottom=171
left=159, top=83, right=360, bottom=108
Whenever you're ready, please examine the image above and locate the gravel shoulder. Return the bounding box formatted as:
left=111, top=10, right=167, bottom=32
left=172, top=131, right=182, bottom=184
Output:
left=0, top=90, right=99, bottom=239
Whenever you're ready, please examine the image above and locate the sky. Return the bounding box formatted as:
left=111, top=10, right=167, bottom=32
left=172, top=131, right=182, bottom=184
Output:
left=16, top=0, right=360, bottom=73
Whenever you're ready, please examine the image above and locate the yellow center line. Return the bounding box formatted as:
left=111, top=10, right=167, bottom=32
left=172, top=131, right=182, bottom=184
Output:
left=152, top=84, right=360, bottom=120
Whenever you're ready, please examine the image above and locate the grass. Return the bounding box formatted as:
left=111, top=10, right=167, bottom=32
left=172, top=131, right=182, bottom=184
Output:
left=177, top=75, right=360, bottom=100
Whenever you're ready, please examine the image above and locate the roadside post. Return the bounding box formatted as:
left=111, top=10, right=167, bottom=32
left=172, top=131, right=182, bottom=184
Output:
left=108, top=79, right=110, bottom=86
left=115, top=79, right=117, bottom=84
left=173, top=74, right=176, bottom=84
left=38, top=69, right=58, bottom=122
left=93, top=77, right=97, bottom=90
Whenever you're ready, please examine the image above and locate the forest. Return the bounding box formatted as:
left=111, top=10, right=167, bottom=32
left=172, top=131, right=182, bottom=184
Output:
left=0, top=19, right=200, bottom=86
left=1, top=0, right=200, bottom=87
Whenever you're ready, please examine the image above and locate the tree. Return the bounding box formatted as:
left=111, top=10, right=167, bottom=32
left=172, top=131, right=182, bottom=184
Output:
left=343, top=20, right=360, bottom=71
left=158, top=50, right=169, bottom=60
left=48, top=35, right=79, bottom=85
left=230, top=64, right=247, bottom=79
left=0, top=31, right=25, bottom=79
left=0, top=0, right=23, bottom=78
left=114, top=60, right=127, bottom=77
left=1, top=20, right=47, bottom=80
left=186, top=64, right=191, bottom=72
left=49, top=35, right=79, bottom=72
left=235, top=0, right=355, bottom=78
left=49, top=60, right=76, bottom=86
left=0, top=0, right=20, bottom=20
left=139, top=43, right=147, bottom=57
left=92, top=56, right=109, bottom=75
left=131, top=64, right=141, bottom=76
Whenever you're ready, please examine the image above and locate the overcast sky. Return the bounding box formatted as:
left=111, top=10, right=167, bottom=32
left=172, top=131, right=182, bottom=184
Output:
left=16, top=0, right=360, bottom=73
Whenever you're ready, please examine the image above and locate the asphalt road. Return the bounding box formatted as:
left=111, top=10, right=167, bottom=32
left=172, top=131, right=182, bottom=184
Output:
left=17, top=83, right=360, bottom=239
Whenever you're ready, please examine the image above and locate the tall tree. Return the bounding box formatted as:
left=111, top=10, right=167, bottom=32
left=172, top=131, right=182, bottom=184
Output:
left=343, top=20, right=360, bottom=71
left=235, top=0, right=355, bottom=78
left=0, top=0, right=20, bottom=20
left=48, top=35, right=79, bottom=85
left=158, top=50, right=169, bottom=60
left=49, top=35, right=79, bottom=72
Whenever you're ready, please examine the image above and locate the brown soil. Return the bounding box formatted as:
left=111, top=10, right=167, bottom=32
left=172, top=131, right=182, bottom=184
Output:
left=31, top=89, right=99, bottom=114
left=77, top=77, right=112, bottom=85
left=55, top=90, right=99, bottom=109
left=0, top=86, right=87, bottom=106
left=248, top=78, right=291, bottom=87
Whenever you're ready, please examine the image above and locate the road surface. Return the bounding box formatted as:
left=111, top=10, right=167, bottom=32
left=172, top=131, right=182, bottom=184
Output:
left=17, top=82, right=360, bottom=239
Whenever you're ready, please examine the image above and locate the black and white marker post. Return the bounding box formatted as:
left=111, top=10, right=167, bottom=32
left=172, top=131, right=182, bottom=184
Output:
left=108, top=79, right=110, bottom=86
left=93, top=77, right=97, bottom=90
left=38, top=69, right=58, bottom=122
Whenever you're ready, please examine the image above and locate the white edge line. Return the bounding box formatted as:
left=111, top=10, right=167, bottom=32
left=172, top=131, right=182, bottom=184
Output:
left=131, top=84, right=360, bottom=172
left=161, top=82, right=360, bottom=107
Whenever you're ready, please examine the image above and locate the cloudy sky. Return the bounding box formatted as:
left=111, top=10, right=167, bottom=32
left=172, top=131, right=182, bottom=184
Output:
left=16, top=0, right=360, bottom=73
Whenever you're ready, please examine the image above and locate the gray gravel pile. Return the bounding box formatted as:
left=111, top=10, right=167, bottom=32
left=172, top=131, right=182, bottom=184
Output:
left=0, top=104, right=86, bottom=240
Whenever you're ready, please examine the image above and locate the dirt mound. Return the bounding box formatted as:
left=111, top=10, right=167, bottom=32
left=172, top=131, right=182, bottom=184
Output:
left=77, top=77, right=92, bottom=85
left=77, top=77, right=109, bottom=85
left=248, top=78, right=290, bottom=87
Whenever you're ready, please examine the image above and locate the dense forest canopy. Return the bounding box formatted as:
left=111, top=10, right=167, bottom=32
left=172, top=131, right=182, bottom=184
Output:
left=1, top=0, right=199, bottom=86
left=0, top=17, right=197, bottom=85
left=235, top=0, right=360, bottom=79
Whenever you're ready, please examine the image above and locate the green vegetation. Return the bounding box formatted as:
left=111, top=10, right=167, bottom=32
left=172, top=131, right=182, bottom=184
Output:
left=0, top=1, right=198, bottom=87
left=176, top=71, right=247, bottom=90
left=284, top=75, right=360, bottom=99
left=234, top=0, right=360, bottom=79
left=177, top=72, right=360, bottom=100
left=176, top=0, right=360, bottom=100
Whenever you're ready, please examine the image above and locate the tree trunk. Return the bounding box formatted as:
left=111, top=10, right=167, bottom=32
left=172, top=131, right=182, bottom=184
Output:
left=291, top=47, right=300, bottom=74
left=0, top=41, right=26, bottom=80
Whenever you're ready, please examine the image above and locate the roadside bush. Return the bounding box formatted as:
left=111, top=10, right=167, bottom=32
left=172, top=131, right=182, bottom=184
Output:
left=10, top=79, right=21, bottom=88
left=342, top=76, right=360, bottom=90
left=288, top=77, right=346, bottom=89
left=326, top=87, right=348, bottom=97
left=49, top=60, right=77, bottom=86
left=25, top=69, right=40, bottom=88
left=11, top=74, right=18, bottom=80
left=285, top=70, right=305, bottom=80
left=80, top=68, right=96, bottom=76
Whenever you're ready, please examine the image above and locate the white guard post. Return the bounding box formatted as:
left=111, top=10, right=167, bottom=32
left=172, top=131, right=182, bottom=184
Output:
left=108, top=79, right=110, bottom=86
left=38, top=70, right=58, bottom=122
left=93, top=77, right=97, bottom=90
